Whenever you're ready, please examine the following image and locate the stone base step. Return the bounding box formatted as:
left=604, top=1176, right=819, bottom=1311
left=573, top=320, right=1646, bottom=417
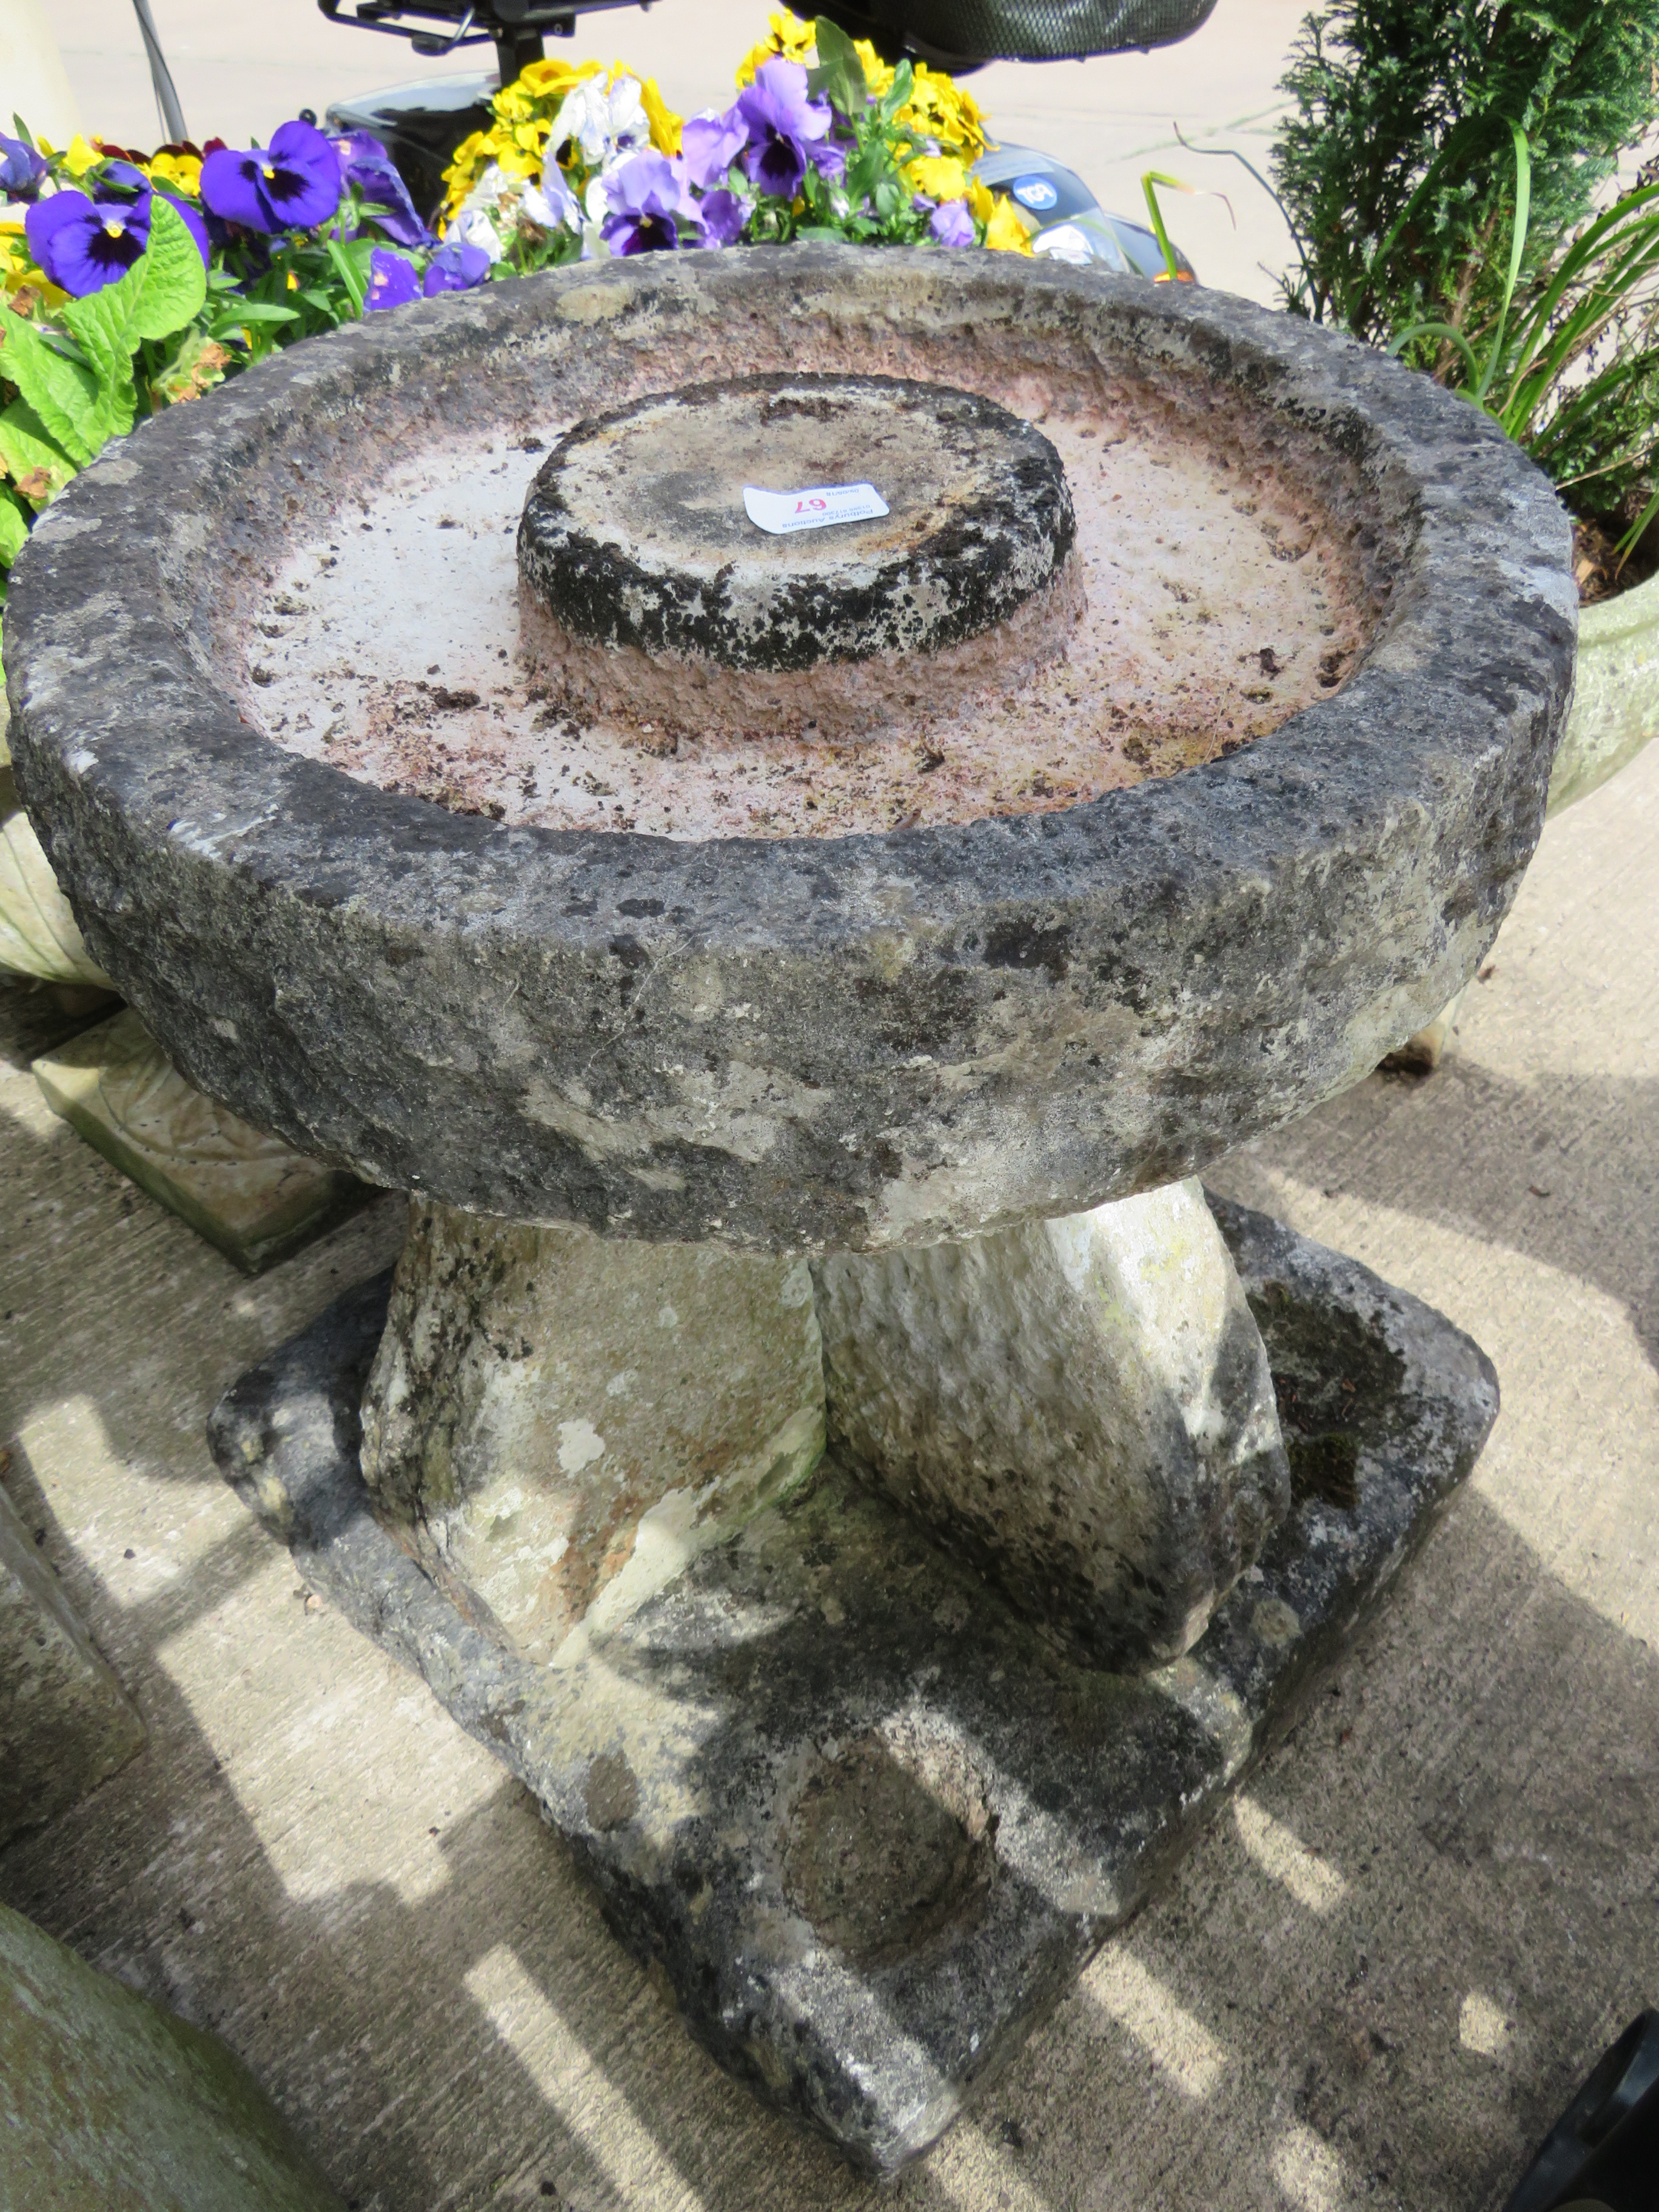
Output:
left=33, top=1009, right=368, bottom=1275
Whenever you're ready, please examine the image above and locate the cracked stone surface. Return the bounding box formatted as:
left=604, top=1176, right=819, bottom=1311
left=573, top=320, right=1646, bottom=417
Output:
left=358, top=1197, right=826, bottom=1665
left=814, top=1178, right=1290, bottom=1671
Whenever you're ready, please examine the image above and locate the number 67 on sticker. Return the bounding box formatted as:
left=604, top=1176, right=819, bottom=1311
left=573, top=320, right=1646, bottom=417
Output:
left=744, top=483, right=890, bottom=534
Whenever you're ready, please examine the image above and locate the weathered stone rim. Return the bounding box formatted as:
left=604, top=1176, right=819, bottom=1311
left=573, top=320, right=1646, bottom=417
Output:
left=4, top=244, right=1577, bottom=1252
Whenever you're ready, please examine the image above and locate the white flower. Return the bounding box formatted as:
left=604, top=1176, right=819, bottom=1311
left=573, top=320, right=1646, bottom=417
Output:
left=583, top=170, right=612, bottom=225
left=458, top=161, right=508, bottom=214
left=446, top=204, right=506, bottom=262
left=549, top=73, right=651, bottom=169
left=522, top=166, right=580, bottom=232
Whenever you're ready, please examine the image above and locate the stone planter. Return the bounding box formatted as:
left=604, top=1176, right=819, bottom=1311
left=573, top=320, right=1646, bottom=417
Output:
left=1546, top=565, right=1659, bottom=816
left=1386, top=564, right=1657, bottom=1070
left=0, top=745, right=112, bottom=990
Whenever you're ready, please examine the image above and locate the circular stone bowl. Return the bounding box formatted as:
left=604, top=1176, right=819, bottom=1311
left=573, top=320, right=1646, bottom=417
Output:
left=4, top=245, right=1574, bottom=1253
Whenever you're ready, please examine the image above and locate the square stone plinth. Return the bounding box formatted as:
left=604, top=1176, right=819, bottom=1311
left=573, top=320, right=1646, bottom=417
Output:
left=209, top=1195, right=1497, bottom=2176
left=33, top=1010, right=366, bottom=1275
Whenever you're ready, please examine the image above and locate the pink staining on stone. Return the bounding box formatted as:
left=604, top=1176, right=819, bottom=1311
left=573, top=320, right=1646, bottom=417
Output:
left=238, top=388, right=1377, bottom=842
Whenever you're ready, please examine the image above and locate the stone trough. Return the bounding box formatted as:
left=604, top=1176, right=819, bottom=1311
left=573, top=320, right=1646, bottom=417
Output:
left=5, top=244, right=1574, bottom=2171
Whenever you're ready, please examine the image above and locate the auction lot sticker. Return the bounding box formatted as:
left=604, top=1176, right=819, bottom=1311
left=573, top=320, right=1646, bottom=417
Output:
left=743, top=483, right=890, bottom=534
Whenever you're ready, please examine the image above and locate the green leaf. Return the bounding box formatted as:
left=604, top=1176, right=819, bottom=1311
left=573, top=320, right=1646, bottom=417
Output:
left=0, top=306, right=101, bottom=466
left=124, top=193, right=210, bottom=343
left=61, top=194, right=207, bottom=384
left=323, top=236, right=367, bottom=317
left=43, top=198, right=210, bottom=451
left=0, top=491, right=28, bottom=569
left=0, top=398, right=77, bottom=502
left=875, top=58, right=913, bottom=124
left=218, top=301, right=302, bottom=327
left=808, top=17, right=868, bottom=117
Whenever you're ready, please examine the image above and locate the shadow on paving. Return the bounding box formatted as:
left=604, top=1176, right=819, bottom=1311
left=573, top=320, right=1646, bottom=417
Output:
left=1233, top=1059, right=1659, bottom=1372
left=5, top=1426, right=1658, bottom=2210
left=4, top=965, right=1657, bottom=2210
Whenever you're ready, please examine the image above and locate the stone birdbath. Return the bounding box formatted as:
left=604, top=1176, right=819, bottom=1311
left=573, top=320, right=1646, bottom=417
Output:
left=5, top=245, right=1574, bottom=2174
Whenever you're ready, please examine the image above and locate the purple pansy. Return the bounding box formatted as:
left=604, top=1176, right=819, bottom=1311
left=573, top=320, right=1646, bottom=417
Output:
left=736, top=59, right=831, bottom=201
left=422, top=237, right=492, bottom=295
left=695, top=189, right=747, bottom=249
left=601, top=150, right=692, bottom=255
left=364, top=247, right=420, bottom=310
left=0, top=134, right=48, bottom=201
left=329, top=129, right=432, bottom=248
left=200, top=118, right=341, bottom=234
left=812, top=138, right=848, bottom=185
left=25, top=189, right=150, bottom=297
left=681, top=107, right=748, bottom=192
left=52, top=158, right=212, bottom=270
left=929, top=199, right=976, bottom=247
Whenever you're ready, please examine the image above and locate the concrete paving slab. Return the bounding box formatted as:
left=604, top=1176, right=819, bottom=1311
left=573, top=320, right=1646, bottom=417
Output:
left=0, top=1473, right=144, bottom=1848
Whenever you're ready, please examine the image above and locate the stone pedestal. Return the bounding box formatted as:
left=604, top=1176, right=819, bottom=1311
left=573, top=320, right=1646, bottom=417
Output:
left=0, top=764, right=112, bottom=988
left=357, top=1185, right=1284, bottom=1676
left=1382, top=987, right=1467, bottom=1074
left=1, top=1481, right=144, bottom=1848
left=360, top=1199, right=826, bottom=1663
left=209, top=1194, right=1499, bottom=2176
left=815, top=1179, right=1290, bottom=1670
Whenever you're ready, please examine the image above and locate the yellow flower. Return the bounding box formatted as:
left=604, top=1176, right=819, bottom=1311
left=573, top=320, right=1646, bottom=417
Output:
left=495, top=143, right=541, bottom=181
left=640, top=75, right=683, bottom=155
left=895, top=65, right=990, bottom=159
left=907, top=154, right=968, bottom=201
left=737, top=8, right=817, bottom=85
left=854, top=38, right=895, bottom=96
left=440, top=128, right=494, bottom=221
left=967, top=178, right=995, bottom=224
left=146, top=149, right=203, bottom=195
left=520, top=57, right=602, bottom=98
left=0, top=236, right=67, bottom=312
left=64, top=135, right=101, bottom=178
left=984, top=196, right=1034, bottom=254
